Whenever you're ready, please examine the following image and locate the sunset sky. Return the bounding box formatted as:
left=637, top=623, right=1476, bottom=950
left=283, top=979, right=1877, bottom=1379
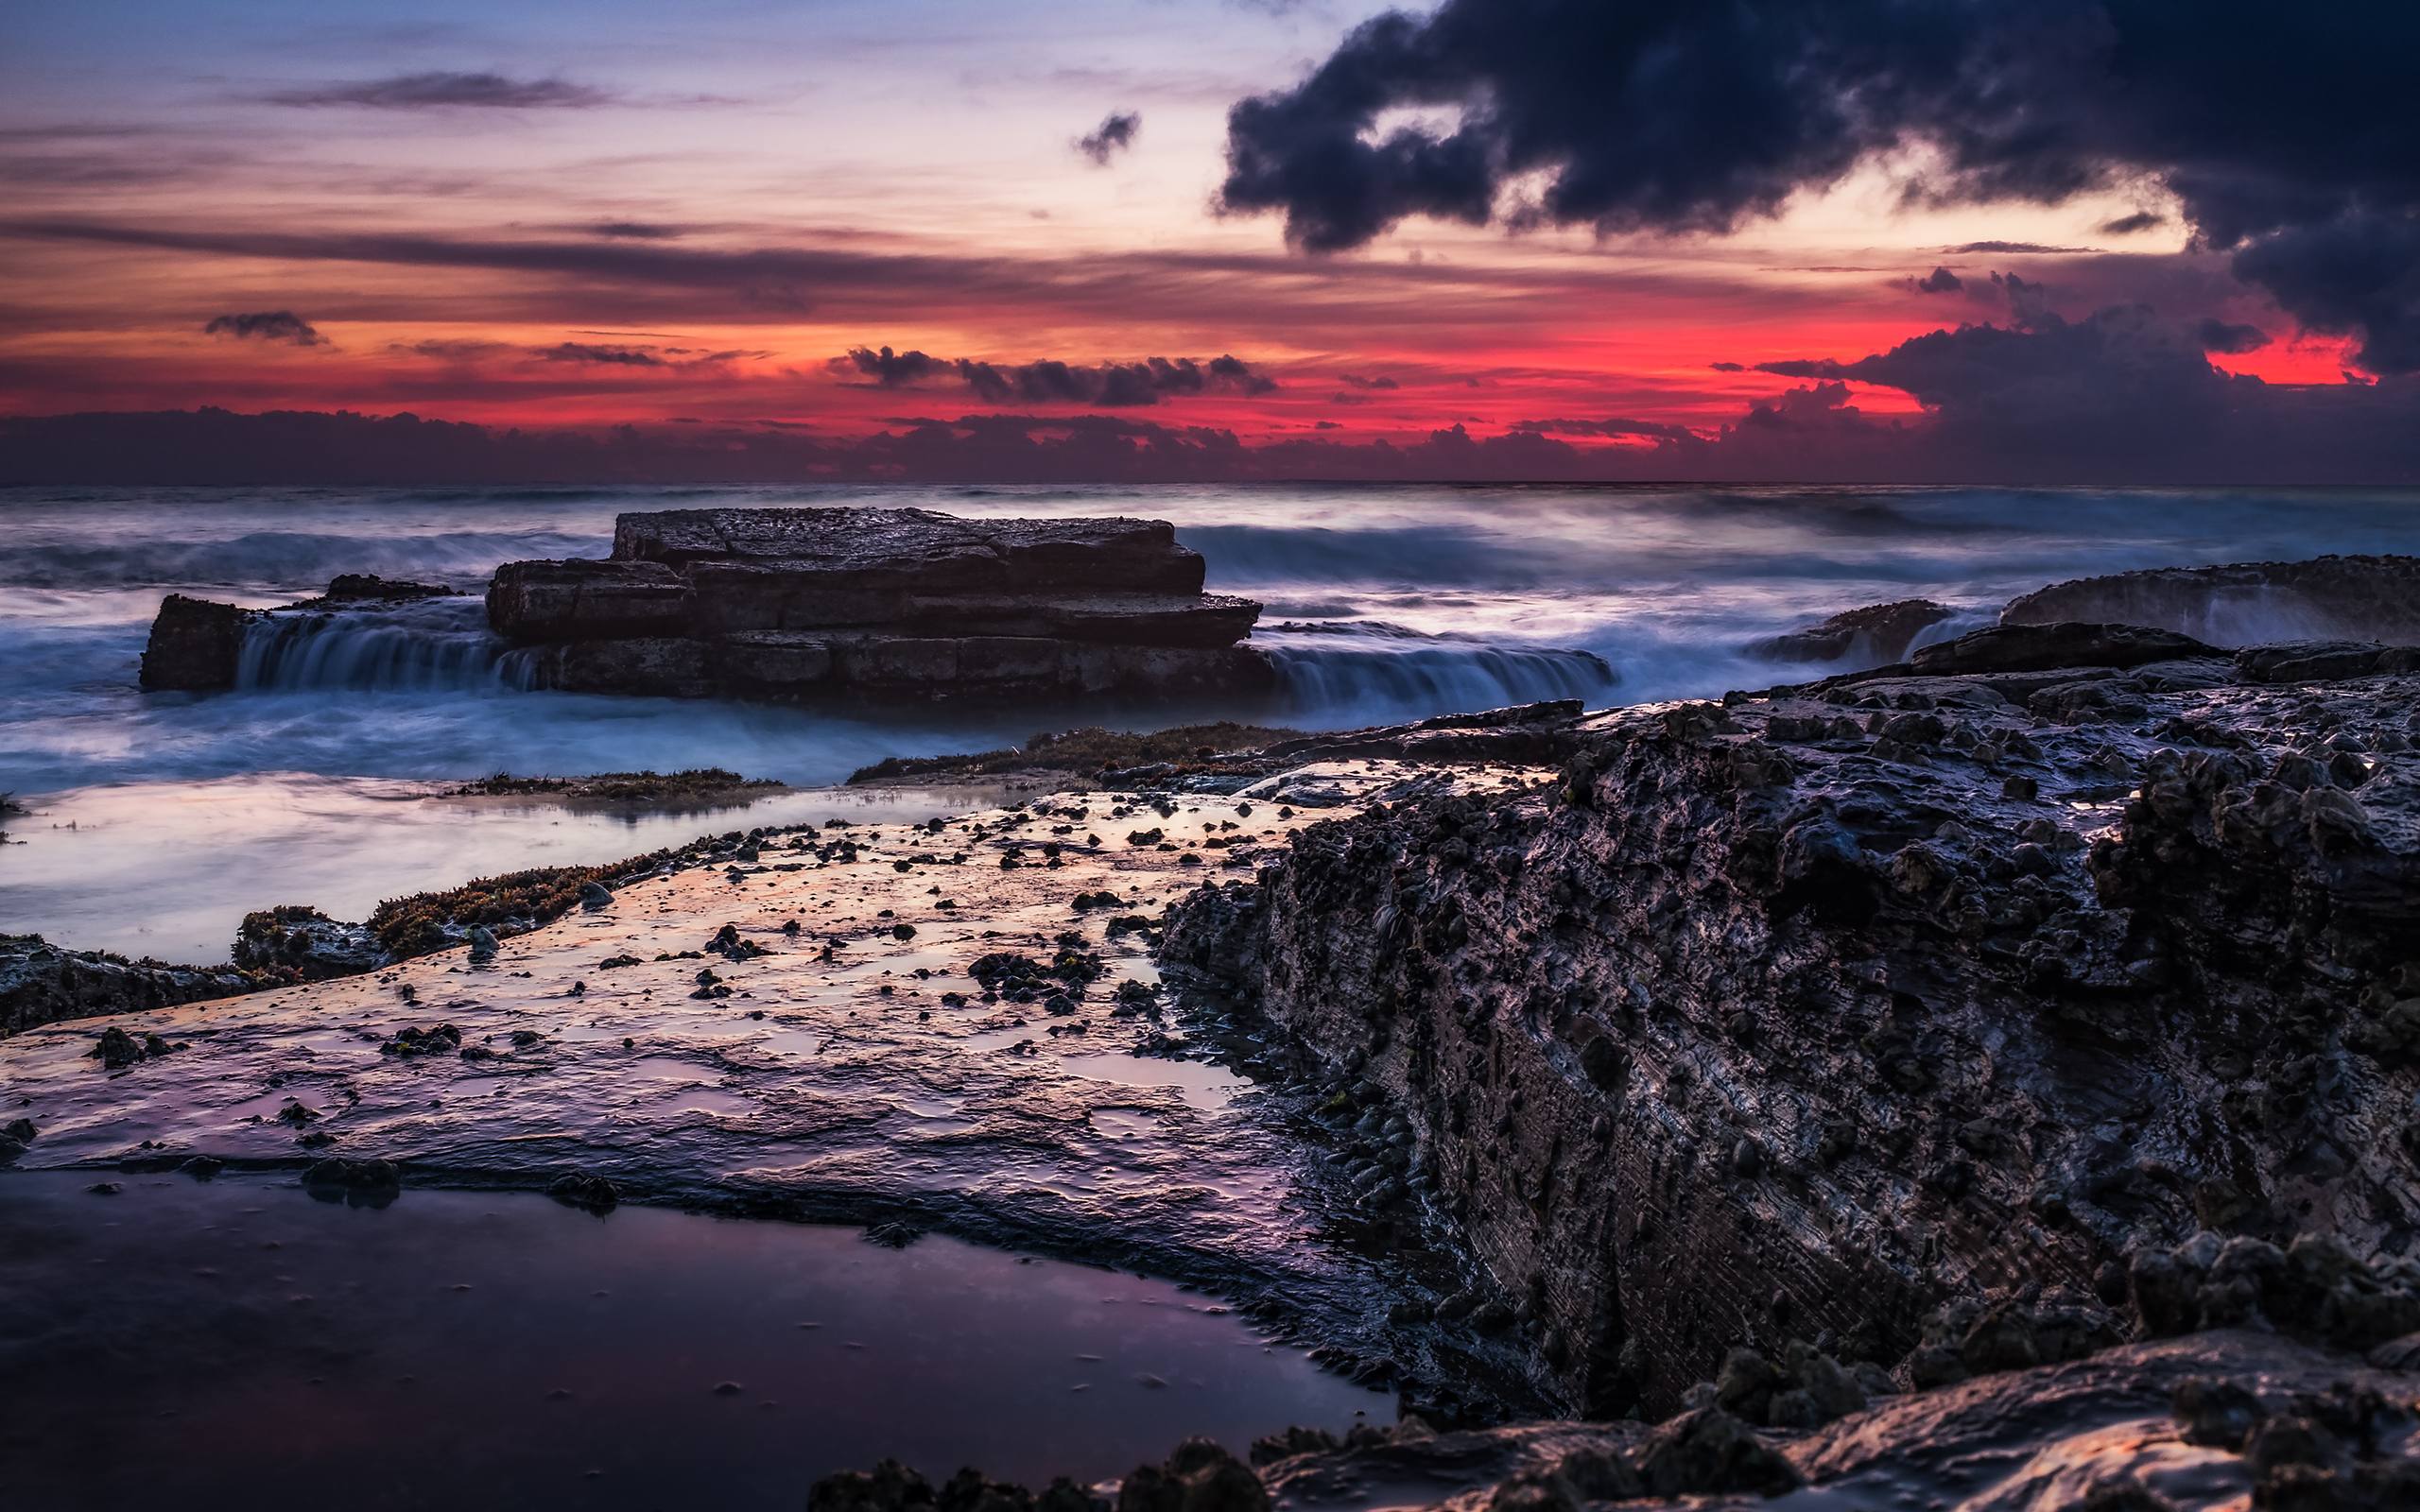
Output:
left=3, top=1, right=2415, bottom=482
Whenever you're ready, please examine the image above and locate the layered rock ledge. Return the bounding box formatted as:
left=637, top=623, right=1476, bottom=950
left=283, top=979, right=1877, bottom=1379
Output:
left=488, top=507, right=1273, bottom=703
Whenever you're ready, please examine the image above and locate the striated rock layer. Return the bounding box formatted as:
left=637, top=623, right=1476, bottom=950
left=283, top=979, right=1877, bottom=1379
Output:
left=488, top=507, right=1273, bottom=703
left=1166, top=621, right=2420, bottom=1418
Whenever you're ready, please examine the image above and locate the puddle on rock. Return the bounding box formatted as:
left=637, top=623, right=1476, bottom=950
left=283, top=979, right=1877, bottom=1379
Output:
left=0, top=1173, right=1388, bottom=1510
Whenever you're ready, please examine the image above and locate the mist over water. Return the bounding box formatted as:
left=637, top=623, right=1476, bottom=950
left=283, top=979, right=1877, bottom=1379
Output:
left=4, top=482, right=2416, bottom=959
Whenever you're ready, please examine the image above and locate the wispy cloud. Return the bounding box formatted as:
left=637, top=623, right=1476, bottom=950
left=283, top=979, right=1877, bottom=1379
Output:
left=260, top=72, right=612, bottom=110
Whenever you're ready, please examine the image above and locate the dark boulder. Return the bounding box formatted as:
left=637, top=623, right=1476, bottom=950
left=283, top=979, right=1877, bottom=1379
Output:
left=1751, top=598, right=1957, bottom=665
left=139, top=593, right=250, bottom=691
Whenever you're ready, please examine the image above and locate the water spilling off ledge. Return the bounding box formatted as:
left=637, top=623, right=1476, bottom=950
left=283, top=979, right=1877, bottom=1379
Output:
left=235, top=596, right=532, bottom=693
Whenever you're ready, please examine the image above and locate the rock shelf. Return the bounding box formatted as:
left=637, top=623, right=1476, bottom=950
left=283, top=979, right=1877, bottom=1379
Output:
left=488, top=507, right=1273, bottom=702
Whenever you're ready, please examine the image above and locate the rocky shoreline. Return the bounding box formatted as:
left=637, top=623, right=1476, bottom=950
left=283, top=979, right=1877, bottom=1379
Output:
left=19, top=548, right=2420, bottom=1507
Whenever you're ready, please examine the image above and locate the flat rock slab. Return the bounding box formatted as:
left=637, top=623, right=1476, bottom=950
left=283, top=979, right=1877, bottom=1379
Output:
left=613, top=507, right=1207, bottom=597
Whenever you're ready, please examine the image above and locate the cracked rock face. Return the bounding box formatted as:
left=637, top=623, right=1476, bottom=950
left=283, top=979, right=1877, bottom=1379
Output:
left=1166, top=622, right=2420, bottom=1418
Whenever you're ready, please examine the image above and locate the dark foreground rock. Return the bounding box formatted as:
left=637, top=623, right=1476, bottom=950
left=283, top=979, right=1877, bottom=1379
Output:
left=2004, top=554, right=2420, bottom=646
left=816, top=1332, right=2413, bottom=1511
left=1165, top=619, right=2420, bottom=1418
left=487, top=507, right=1274, bottom=704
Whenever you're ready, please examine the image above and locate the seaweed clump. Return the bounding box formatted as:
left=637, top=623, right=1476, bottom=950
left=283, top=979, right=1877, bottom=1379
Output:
left=848, top=723, right=1301, bottom=784
left=368, top=849, right=680, bottom=959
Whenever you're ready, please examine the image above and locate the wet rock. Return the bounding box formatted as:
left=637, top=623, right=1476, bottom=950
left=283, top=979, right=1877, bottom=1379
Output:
left=379, top=1022, right=462, bottom=1057
left=3, top=933, right=257, bottom=1037
left=1908, top=621, right=2215, bottom=676
left=1633, top=1408, right=1800, bottom=1498
left=301, top=1157, right=400, bottom=1204
left=88, top=1024, right=181, bottom=1069
left=466, top=927, right=499, bottom=964
left=548, top=1173, right=620, bottom=1212
left=232, top=905, right=389, bottom=979
left=316, top=574, right=457, bottom=604
left=1116, top=1438, right=1270, bottom=1512
left=2172, top=1376, right=2267, bottom=1449
left=138, top=593, right=251, bottom=691
left=579, top=882, right=614, bottom=910
left=1749, top=599, right=1958, bottom=665
left=708, top=923, right=769, bottom=961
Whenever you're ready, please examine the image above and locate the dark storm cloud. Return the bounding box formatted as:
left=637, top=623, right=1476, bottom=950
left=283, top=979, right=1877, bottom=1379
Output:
left=1708, top=361, right=1746, bottom=372
left=1074, top=112, right=1141, bottom=165
left=2193, top=318, right=2271, bottom=353
left=2100, top=211, right=2166, bottom=235
left=1912, top=266, right=1962, bottom=294
left=261, top=72, right=612, bottom=110
left=1740, top=300, right=2420, bottom=480
left=202, top=310, right=322, bottom=346
left=1219, top=1, right=2420, bottom=370
left=835, top=347, right=1278, bottom=404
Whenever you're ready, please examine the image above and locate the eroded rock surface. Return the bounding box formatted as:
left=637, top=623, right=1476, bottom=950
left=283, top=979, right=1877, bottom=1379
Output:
left=488, top=507, right=1273, bottom=703
left=1165, top=622, right=2420, bottom=1418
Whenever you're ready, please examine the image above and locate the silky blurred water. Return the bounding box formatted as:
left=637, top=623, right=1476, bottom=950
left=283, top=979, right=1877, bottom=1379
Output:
left=4, top=481, right=2416, bottom=958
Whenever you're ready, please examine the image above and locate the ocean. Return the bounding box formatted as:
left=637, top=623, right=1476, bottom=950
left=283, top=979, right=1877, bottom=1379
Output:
left=6, top=481, right=2418, bottom=960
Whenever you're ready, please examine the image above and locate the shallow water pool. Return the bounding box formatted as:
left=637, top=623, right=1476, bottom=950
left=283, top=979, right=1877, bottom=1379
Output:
left=0, top=1172, right=1389, bottom=1510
